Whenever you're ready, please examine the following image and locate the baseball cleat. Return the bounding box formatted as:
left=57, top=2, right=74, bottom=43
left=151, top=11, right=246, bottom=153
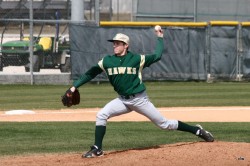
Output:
left=83, top=145, right=104, bottom=158
left=196, top=124, right=214, bottom=142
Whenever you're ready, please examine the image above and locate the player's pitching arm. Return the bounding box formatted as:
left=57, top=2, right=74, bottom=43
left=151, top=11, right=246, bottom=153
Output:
left=143, top=25, right=164, bottom=68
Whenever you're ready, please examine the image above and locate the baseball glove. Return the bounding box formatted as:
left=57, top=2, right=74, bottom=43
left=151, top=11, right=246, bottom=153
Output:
left=61, top=88, right=80, bottom=107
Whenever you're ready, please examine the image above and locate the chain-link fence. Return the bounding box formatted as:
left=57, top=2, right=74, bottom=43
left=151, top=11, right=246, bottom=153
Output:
left=0, top=21, right=71, bottom=74
left=1, top=0, right=250, bottom=84
left=0, top=0, right=112, bottom=78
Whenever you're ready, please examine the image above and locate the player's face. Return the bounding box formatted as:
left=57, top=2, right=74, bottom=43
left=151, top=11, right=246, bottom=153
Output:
left=113, top=41, right=128, bottom=56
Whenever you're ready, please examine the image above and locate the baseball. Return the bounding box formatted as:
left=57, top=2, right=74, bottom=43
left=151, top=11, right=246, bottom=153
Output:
left=154, top=25, right=162, bottom=31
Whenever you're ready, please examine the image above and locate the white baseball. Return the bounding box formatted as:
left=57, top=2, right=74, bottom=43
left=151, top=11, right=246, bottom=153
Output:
left=154, top=25, right=161, bottom=31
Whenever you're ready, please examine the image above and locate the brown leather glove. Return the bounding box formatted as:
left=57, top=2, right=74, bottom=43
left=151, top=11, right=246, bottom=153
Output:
left=61, top=88, right=80, bottom=107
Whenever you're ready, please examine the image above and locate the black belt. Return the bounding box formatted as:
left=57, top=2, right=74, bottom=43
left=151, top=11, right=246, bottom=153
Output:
left=120, top=94, right=136, bottom=99
left=120, top=91, right=144, bottom=100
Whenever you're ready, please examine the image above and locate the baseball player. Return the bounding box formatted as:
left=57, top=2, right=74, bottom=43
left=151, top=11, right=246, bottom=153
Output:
left=68, top=27, right=214, bottom=158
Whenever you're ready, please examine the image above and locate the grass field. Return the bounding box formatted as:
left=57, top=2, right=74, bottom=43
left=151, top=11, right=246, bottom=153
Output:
left=0, top=122, right=249, bottom=156
left=0, top=82, right=250, bottom=156
left=1, top=81, right=250, bottom=110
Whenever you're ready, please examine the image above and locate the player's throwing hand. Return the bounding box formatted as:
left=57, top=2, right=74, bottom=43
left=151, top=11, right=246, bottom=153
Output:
left=154, top=25, right=163, bottom=38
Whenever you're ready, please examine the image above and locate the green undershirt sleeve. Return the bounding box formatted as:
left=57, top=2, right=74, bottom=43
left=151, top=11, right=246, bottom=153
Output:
left=144, top=37, right=164, bottom=67
left=73, top=64, right=103, bottom=88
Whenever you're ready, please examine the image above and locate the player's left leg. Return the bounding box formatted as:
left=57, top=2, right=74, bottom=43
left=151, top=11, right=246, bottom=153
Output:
left=130, top=95, right=179, bottom=130
left=123, top=91, right=178, bottom=130
left=126, top=91, right=214, bottom=142
left=177, top=121, right=214, bottom=142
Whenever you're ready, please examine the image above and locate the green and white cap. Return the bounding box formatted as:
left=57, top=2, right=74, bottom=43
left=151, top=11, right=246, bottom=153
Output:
left=108, top=33, right=129, bottom=45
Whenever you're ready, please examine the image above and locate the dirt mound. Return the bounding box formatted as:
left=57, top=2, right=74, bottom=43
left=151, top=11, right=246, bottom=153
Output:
left=1, top=141, right=249, bottom=166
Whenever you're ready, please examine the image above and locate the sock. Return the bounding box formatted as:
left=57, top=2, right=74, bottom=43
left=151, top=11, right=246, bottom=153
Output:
left=177, top=121, right=199, bottom=135
left=94, top=125, right=106, bottom=149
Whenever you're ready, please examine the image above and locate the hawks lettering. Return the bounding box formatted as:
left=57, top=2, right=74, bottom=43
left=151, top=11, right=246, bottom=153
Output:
left=107, top=67, right=136, bottom=75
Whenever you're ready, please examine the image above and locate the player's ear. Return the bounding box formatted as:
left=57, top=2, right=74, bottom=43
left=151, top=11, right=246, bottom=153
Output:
left=124, top=43, right=129, bottom=49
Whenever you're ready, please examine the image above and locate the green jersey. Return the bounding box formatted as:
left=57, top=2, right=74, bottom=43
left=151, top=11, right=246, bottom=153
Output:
left=73, top=37, right=164, bottom=96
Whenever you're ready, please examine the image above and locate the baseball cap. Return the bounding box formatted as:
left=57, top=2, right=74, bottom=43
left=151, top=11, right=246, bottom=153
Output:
left=108, top=33, right=129, bottom=45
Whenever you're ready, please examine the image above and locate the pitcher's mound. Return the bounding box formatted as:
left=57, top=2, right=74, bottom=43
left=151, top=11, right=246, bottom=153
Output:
left=1, top=141, right=249, bottom=166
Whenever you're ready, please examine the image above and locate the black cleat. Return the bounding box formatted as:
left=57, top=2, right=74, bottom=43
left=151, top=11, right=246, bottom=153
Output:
left=196, top=124, right=214, bottom=142
left=83, top=145, right=104, bottom=158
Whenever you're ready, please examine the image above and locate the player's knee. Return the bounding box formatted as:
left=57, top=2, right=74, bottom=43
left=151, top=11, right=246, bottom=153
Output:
left=96, top=111, right=109, bottom=126
left=158, top=120, right=178, bottom=130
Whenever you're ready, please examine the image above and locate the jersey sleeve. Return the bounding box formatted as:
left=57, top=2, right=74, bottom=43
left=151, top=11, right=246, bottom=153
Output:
left=73, top=63, right=103, bottom=88
left=144, top=37, right=164, bottom=67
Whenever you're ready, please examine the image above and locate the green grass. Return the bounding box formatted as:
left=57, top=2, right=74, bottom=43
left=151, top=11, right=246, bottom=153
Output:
left=0, top=122, right=249, bottom=156
left=1, top=82, right=250, bottom=156
left=1, top=81, right=250, bottom=110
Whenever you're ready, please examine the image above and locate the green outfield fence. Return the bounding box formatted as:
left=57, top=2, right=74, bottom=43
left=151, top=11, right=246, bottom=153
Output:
left=70, top=21, right=250, bottom=82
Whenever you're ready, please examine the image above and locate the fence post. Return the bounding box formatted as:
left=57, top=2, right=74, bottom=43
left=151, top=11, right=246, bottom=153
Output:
left=194, top=0, right=197, bottom=22
left=236, top=23, right=243, bottom=81
left=29, top=0, right=34, bottom=85
left=206, top=23, right=212, bottom=82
